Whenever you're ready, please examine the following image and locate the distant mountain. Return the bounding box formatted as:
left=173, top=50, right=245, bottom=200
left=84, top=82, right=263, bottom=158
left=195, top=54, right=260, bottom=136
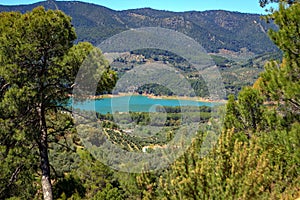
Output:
left=0, top=1, right=278, bottom=55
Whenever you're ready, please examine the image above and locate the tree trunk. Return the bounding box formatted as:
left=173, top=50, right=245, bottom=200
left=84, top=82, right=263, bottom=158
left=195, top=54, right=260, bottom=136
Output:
left=38, top=106, right=53, bottom=200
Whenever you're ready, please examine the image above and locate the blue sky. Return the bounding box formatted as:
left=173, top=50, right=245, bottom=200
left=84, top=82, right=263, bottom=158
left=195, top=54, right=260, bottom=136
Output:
left=0, top=0, right=272, bottom=14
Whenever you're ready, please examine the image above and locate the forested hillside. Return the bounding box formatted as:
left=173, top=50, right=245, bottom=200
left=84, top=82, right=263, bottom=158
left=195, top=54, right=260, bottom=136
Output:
left=0, top=1, right=278, bottom=54
left=0, top=1, right=284, bottom=97
left=0, top=0, right=299, bottom=200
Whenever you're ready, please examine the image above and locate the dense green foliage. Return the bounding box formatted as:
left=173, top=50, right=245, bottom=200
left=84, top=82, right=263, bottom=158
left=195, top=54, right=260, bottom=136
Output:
left=0, top=7, right=78, bottom=199
left=0, top=7, right=116, bottom=199
left=140, top=2, right=300, bottom=199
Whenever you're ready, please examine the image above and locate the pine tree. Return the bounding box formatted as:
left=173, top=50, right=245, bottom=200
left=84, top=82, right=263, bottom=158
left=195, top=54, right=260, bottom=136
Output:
left=0, top=7, right=116, bottom=199
left=259, top=2, right=300, bottom=124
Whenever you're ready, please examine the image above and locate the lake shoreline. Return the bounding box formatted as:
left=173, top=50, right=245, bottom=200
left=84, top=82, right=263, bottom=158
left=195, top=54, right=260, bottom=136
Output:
left=91, top=93, right=227, bottom=104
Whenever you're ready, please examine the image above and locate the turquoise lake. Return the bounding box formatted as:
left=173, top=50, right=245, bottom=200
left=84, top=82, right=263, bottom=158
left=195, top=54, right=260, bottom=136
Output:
left=73, top=95, right=215, bottom=114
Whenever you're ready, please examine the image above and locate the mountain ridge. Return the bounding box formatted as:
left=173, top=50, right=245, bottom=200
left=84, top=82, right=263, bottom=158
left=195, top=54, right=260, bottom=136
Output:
left=0, top=1, right=279, bottom=55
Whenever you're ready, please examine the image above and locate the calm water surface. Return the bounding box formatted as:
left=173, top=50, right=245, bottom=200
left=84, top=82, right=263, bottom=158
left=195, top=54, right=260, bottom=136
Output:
left=73, top=95, right=215, bottom=114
